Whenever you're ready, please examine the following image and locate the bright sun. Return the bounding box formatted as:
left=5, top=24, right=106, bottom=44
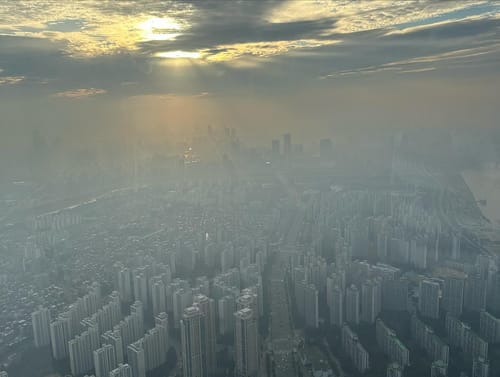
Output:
left=155, top=50, right=202, bottom=59
left=138, top=17, right=182, bottom=41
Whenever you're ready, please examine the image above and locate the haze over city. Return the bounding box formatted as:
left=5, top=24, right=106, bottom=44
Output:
left=1, top=2, right=500, bottom=377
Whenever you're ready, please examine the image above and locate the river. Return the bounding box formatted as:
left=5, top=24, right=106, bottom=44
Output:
left=462, top=166, right=500, bottom=226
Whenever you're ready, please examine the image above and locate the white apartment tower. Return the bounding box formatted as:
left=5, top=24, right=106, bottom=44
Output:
left=32, top=306, right=51, bottom=347
left=234, top=308, right=259, bottom=377
left=181, top=306, right=204, bottom=377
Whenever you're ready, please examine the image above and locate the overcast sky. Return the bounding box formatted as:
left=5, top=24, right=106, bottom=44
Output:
left=1, top=0, right=499, bottom=164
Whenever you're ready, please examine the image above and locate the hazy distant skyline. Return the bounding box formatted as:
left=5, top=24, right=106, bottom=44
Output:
left=1, top=1, right=500, bottom=167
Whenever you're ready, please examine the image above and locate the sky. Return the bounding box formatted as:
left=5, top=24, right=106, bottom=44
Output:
left=1, top=0, right=500, bottom=170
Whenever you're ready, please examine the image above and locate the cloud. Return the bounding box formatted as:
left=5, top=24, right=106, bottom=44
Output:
left=0, top=0, right=195, bottom=57
left=385, top=44, right=500, bottom=66
left=386, top=16, right=500, bottom=39
left=399, top=67, right=436, bottom=73
left=0, top=75, right=24, bottom=85
left=265, top=0, right=489, bottom=33
left=52, top=88, right=107, bottom=98
left=0, top=0, right=499, bottom=100
left=128, top=91, right=211, bottom=101
left=321, top=39, right=500, bottom=79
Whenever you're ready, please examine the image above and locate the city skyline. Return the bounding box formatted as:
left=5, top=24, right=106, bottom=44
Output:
left=1, top=1, right=500, bottom=174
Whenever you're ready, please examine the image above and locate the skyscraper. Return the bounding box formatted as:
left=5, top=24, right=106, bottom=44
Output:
left=50, top=314, right=72, bottom=360
left=115, top=301, right=144, bottom=356
left=127, top=340, right=146, bottom=377
left=130, top=300, right=144, bottom=328
left=419, top=280, right=440, bottom=319
left=155, top=312, right=169, bottom=356
left=234, top=308, right=259, bottom=377
left=143, top=326, right=166, bottom=370
left=346, top=285, right=360, bottom=325
left=465, top=274, right=487, bottom=312
left=193, top=294, right=217, bottom=376
left=236, top=293, right=258, bottom=320
left=361, top=280, right=381, bottom=324
left=283, top=133, right=291, bottom=159
left=479, top=310, right=500, bottom=343
left=376, top=319, right=410, bottom=368
left=110, top=363, right=133, bottom=377
left=181, top=306, right=204, bottom=377
left=69, top=323, right=100, bottom=376
left=174, top=288, right=194, bottom=328
left=32, top=306, right=51, bottom=347
left=341, top=324, right=369, bottom=373
left=102, top=329, right=124, bottom=365
left=118, top=268, right=133, bottom=303
left=133, top=273, right=149, bottom=310
left=442, top=276, right=465, bottom=317
left=150, top=277, right=167, bottom=317
left=218, top=295, right=236, bottom=336
left=93, top=343, right=117, bottom=377
left=329, top=285, right=344, bottom=327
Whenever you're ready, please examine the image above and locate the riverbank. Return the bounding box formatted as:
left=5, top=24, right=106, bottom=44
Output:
left=462, top=168, right=500, bottom=226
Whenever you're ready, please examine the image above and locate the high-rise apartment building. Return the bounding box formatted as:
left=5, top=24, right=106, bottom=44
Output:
left=193, top=294, right=216, bottom=376
left=50, top=314, right=72, bottom=360
left=346, top=285, right=360, bottom=325
left=234, top=308, right=259, bottom=377
left=361, top=280, right=381, bottom=324
left=93, top=343, right=117, bottom=377
left=32, top=306, right=51, bottom=347
left=181, top=306, right=203, bottom=377
left=118, top=268, right=133, bottom=303
left=127, top=340, right=146, bottom=377
left=329, top=285, right=344, bottom=327
left=419, top=280, right=440, bottom=319
left=442, top=276, right=465, bottom=317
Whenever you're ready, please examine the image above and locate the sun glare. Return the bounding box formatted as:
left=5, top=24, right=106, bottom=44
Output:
left=139, top=17, right=183, bottom=41
left=155, top=50, right=202, bottom=59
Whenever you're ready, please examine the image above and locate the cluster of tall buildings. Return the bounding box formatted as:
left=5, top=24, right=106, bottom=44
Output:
left=69, top=321, right=100, bottom=376
left=69, top=292, right=123, bottom=376
left=23, top=163, right=500, bottom=377
left=49, top=282, right=102, bottom=360
left=30, top=211, right=82, bottom=232
left=180, top=289, right=261, bottom=377
left=126, top=312, right=169, bottom=377
left=32, top=282, right=145, bottom=377
left=284, top=185, right=500, bottom=376
left=116, top=263, right=173, bottom=312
